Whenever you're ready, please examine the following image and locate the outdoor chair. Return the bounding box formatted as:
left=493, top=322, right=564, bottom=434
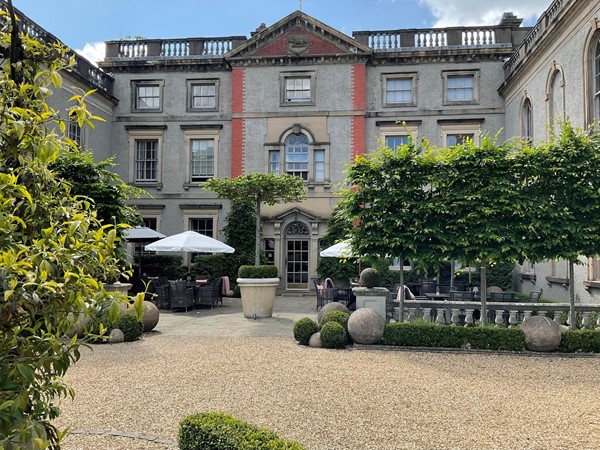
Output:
left=420, top=279, right=437, bottom=294
left=151, top=278, right=171, bottom=310
left=528, top=288, right=543, bottom=302
left=489, top=291, right=516, bottom=302
left=449, top=291, right=475, bottom=301
left=195, top=278, right=223, bottom=309
left=170, top=280, right=195, bottom=312
left=314, top=280, right=335, bottom=310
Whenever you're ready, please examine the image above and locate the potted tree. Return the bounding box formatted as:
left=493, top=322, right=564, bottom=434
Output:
left=204, top=173, right=306, bottom=318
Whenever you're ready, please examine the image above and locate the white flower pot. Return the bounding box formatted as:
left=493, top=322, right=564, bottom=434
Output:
left=237, top=277, right=280, bottom=319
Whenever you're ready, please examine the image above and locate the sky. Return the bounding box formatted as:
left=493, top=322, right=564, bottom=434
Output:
left=12, top=0, right=552, bottom=64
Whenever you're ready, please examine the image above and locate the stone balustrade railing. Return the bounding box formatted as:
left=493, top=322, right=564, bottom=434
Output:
left=104, top=36, right=247, bottom=60
left=503, top=0, right=570, bottom=79
left=0, top=1, right=114, bottom=95
left=393, top=299, right=600, bottom=329
left=352, top=25, right=513, bottom=51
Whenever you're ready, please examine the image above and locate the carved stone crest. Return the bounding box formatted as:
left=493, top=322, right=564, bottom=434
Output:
left=288, top=35, right=309, bottom=54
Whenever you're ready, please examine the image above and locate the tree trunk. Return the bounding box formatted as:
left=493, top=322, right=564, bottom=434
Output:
left=254, top=199, right=261, bottom=267
left=480, top=259, right=487, bottom=326
left=398, top=254, right=405, bottom=322
left=569, top=260, right=576, bottom=330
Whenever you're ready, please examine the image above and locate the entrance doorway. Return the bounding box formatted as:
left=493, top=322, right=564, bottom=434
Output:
left=285, top=221, right=310, bottom=290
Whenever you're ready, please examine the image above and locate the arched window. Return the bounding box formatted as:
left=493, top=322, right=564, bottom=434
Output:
left=594, top=35, right=600, bottom=122
left=521, top=97, right=533, bottom=142
left=285, top=134, right=309, bottom=180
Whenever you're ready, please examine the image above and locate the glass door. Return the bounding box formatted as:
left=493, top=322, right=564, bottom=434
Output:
left=286, top=239, right=309, bottom=289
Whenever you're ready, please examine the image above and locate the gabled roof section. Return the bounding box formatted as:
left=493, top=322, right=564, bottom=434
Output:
left=226, top=10, right=372, bottom=61
left=271, top=207, right=323, bottom=222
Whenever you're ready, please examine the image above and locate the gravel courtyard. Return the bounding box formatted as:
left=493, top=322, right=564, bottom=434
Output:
left=56, top=330, right=600, bottom=450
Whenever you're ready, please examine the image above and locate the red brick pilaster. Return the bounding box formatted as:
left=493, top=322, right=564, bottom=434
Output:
left=231, top=67, right=245, bottom=177
left=351, top=64, right=366, bottom=161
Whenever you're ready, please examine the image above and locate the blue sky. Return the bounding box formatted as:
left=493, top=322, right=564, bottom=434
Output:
left=12, top=0, right=551, bottom=63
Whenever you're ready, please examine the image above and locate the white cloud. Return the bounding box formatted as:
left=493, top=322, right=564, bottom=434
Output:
left=417, top=0, right=550, bottom=27
left=75, top=42, right=106, bottom=67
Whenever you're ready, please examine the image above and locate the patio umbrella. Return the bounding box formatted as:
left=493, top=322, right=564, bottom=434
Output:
left=320, top=241, right=353, bottom=258
left=144, top=230, right=234, bottom=253
left=122, top=226, right=167, bottom=275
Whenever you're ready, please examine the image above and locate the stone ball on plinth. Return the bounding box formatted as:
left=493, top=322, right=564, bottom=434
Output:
left=308, top=332, right=323, bottom=348
left=318, top=302, right=350, bottom=323
left=521, top=315, right=561, bottom=352
left=348, top=308, right=385, bottom=345
left=141, top=301, right=160, bottom=331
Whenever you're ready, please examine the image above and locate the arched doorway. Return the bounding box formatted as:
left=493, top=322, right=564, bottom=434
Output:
left=284, top=221, right=310, bottom=290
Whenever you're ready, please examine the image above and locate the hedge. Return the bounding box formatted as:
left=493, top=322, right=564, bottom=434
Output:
left=238, top=265, right=278, bottom=278
left=559, top=329, right=600, bottom=353
left=382, top=322, right=526, bottom=351
left=179, top=412, right=305, bottom=450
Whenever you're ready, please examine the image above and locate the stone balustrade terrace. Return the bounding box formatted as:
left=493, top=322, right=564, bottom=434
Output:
left=0, top=1, right=115, bottom=96
left=104, top=36, right=247, bottom=60
left=503, top=0, right=572, bottom=80
left=352, top=25, right=516, bottom=52
left=394, top=299, right=600, bottom=328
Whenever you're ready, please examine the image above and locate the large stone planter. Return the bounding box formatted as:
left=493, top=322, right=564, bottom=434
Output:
left=237, top=277, right=280, bottom=319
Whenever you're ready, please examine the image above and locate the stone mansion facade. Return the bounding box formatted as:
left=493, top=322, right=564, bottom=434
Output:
left=7, top=0, right=600, bottom=299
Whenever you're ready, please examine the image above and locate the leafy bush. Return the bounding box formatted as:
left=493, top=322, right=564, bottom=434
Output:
left=559, top=329, right=600, bottom=353
left=320, top=322, right=347, bottom=349
left=238, top=265, right=279, bottom=278
left=319, top=310, right=350, bottom=330
left=382, top=322, right=526, bottom=351
left=191, top=252, right=254, bottom=282
left=86, top=301, right=116, bottom=343
left=116, top=314, right=143, bottom=342
left=178, top=412, right=305, bottom=450
left=293, top=318, right=319, bottom=346
left=140, top=254, right=186, bottom=279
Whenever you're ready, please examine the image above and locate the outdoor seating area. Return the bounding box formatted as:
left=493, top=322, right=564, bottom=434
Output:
left=314, top=278, right=356, bottom=310
left=148, top=276, right=227, bottom=312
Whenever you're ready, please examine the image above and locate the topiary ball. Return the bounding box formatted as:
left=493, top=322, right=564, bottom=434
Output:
left=317, top=301, right=350, bottom=323
left=319, top=310, right=350, bottom=330
left=320, top=322, right=347, bottom=349
left=293, top=317, right=319, bottom=346
left=116, top=314, right=143, bottom=342
left=359, top=268, right=381, bottom=288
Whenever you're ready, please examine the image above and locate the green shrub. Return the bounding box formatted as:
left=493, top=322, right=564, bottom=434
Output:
left=319, top=310, right=350, bottom=330
left=382, top=322, right=526, bottom=351
left=293, top=318, right=319, bottom=346
left=359, top=268, right=381, bottom=288
left=191, top=252, right=254, bottom=282
left=86, top=301, right=115, bottom=343
left=320, top=322, right=347, bottom=349
left=238, top=265, right=278, bottom=278
left=559, top=329, right=600, bottom=353
left=117, top=314, right=143, bottom=342
left=178, top=411, right=305, bottom=450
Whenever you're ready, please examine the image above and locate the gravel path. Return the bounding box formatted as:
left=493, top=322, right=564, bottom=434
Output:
left=56, top=333, right=600, bottom=450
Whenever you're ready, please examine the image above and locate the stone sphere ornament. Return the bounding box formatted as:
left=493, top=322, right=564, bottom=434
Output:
left=348, top=308, right=385, bottom=344
left=521, top=315, right=561, bottom=352
left=308, top=332, right=323, bottom=348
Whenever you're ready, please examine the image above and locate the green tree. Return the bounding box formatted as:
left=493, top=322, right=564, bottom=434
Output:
left=204, top=173, right=306, bottom=266
left=0, top=6, right=141, bottom=448
left=51, top=151, right=143, bottom=229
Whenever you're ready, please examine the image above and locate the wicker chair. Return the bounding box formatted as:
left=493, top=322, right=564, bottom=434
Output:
left=170, top=281, right=195, bottom=312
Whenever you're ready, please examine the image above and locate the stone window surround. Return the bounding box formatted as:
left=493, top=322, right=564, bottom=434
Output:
left=280, top=70, right=316, bottom=106
left=131, top=79, right=164, bottom=113
left=126, top=126, right=166, bottom=190
left=187, top=79, right=220, bottom=112
left=438, top=119, right=483, bottom=146
left=377, top=120, right=421, bottom=146
left=381, top=72, right=418, bottom=107
left=441, top=69, right=479, bottom=105
left=181, top=205, right=222, bottom=265
left=181, top=125, right=221, bottom=189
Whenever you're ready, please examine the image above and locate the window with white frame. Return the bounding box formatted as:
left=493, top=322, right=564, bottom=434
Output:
left=269, top=151, right=280, bottom=176
left=314, top=149, right=325, bottom=182
left=285, top=134, right=309, bottom=180
left=442, top=71, right=479, bottom=105
left=135, top=140, right=158, bottom=182
left=68, top=120, right=82, bottom=146
left=132, top=80, right=163, bottom=112
left=385, top=135, right=409, bottom=149
left=190, top=218, right=214, bottom=238
left=439, top=121, right=481, bottom=147
left=382, top=73, right=417, bottom=106
left=190, top=139, right=215, bottom=182
left=188, top=80, right=219, bottom=111
left=127, top=127, right=164, bottom=186
left=182, top=128, right=220, bottom=185
left=281, top=72, right=315, bottom=105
